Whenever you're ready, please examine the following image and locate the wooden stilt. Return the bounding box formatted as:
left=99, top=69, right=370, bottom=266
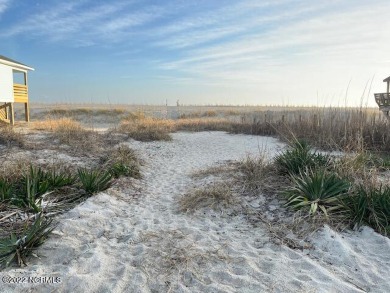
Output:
left=25, top=102, right=29, bottom=122
left=9, top=103, right=14, bottom=125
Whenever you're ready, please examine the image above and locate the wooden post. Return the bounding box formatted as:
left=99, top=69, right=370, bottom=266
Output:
left=24, top=72, right=29, bottom=122
left=25, top=103, right=29, bottom=122
left=9, top=103, right=14, bottom=125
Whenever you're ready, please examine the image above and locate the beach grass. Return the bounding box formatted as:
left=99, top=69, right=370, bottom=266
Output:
left=0, top=103, right=389, bottom=269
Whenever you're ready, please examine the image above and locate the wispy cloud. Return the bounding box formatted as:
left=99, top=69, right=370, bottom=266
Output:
left=1, top=0, right=389, bottom=105
left=158, top=2, right=390, bottom=78
left=0, top=1, right=183, bottom=46
left=0, top=0, right=10, bottom=17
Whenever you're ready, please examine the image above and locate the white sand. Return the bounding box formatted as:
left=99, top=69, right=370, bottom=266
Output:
left=1, top=131, right=389, bottom=293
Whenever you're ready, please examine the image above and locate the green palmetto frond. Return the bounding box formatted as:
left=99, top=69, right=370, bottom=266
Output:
left=46, top=169, right=76, bottom=188
left=285, top=169, right=350, bottom=216
left=340, top=185, right=390, bottom=235
left=0, top=213, right=55, bottom=268
left=77, top=168, right=113, bottom=194
left=275, top=139, right=331, bottom=176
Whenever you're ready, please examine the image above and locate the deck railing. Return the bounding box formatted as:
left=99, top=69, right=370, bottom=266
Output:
left=13, top=83, right=28, bottom=103
left=374, top=93, right=390, bottom=108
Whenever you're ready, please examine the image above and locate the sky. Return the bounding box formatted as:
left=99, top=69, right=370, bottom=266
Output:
left=0, top=0, right=389, bottom=106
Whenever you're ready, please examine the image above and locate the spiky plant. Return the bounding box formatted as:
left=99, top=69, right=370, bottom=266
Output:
left=22, top=166, right=50, bottom=197
left=340, top=185, right=390, bottom=235
left=0, top=213, right=55, bottom=268
left=285, top=169, right=350, bottom=217
left=77, top=168, right=113, bottom=194
left=0, top=178, right=13, bottom=201
left=46, top=169, right=76, bottom=188
left=11, top=166, right=50, bottom=212
left=109, top=162, right=140, bottom=178
left=275, top=140, right=330, bottom=175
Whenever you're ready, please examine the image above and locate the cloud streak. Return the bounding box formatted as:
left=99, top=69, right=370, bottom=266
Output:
left=0, top=0, right=389, bottom=105
left=0, top=0, right=10, bottom=17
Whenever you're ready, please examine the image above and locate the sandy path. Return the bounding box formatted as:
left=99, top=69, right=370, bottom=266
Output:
left=1, top=132, right=389, bottom=293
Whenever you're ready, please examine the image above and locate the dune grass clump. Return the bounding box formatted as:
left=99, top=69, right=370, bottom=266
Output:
left=0, top=213, right=55, bottom=268
left=31, top=118, right=102, bottom=152
left=179, top=183, right=236, bottom=212
left=175, top=117, right=232, bottom=132
left=104, top=145, right=141, bottom=179
left=341, top=185, right=390, bottom=235
left=119, top=117, right=174, bottom=141
left=0, top=126, right=24, bottom=147
left=237, top=155, right=283, bottom=193
left=31, top=117, right=82, bottom=132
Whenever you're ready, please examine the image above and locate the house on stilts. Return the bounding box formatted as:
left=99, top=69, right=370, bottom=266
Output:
left=0, top=55, right=34, bottom=125
left=374, top=76, right=390, bottom=121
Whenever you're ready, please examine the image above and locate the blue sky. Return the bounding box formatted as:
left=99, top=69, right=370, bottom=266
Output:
left=0, top=0, right=389, bottom=106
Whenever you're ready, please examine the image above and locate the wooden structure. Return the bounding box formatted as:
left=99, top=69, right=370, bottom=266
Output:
left=0, top=55, right=34, bottom=125
left=374, top=76, right=390, bottom=121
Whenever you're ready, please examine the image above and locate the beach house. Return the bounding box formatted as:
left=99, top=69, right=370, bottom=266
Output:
left=0, top=55, right=34, bottom=125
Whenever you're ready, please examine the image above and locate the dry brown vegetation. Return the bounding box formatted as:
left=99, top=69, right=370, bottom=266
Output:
left=230, top=107, right=390, bottom=153
left=119, top=117, right=174, bottom=141
left=30, top=118, right=125, bottom=154
left=113, top=106, right=389, bottom=153
left=179, top=183, right=237, bottom=212
left=0, top=126, right=25, bottom=147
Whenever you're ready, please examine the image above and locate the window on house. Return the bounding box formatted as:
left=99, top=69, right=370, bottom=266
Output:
left=13, top=70, right=26, bottom=85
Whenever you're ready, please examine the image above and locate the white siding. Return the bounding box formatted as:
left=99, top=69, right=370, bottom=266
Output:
left=0, top=63, right=14, bottom=103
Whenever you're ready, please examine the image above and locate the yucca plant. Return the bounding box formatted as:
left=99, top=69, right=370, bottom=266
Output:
left=0, top=213, right=55, bottom=268
left=0, top=178, right=13, bottom=201
left=21, top=166, right=50, bottom=197
left=46, top=169, right=76, bottom=188
left=77, top=168, right=113, bottom=194
left=109, top=162, right=140, bottom=178
left=285, top=169, right=350, bottom=217
left=11, top=166, right=50, bottom=212
left=340, top=185, right=390, bottom=235
left=275, top=140, right=330, bottom=175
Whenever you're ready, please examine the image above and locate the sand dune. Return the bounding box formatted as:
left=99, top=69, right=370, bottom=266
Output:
left=1, top=132, right=389, bottom=293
